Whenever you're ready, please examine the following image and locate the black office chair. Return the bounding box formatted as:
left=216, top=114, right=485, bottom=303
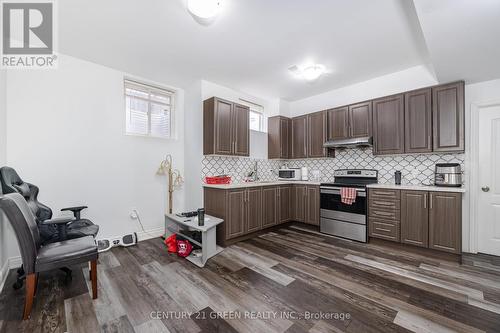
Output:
left=0, top=166, right=99, bottom=288
left=0, top=193, right=98, bottom=319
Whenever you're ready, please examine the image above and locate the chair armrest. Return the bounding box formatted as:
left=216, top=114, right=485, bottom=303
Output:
left=42, top=217, right=75, bottom=225
left=42, top=217, right=75, bottom=240
left=61, top=206, right=88, bottom=219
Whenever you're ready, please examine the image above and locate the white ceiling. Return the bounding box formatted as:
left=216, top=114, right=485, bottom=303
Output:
left=413, top=0, right=500, bottom=84
left=58, top=0, right=500, bottom=101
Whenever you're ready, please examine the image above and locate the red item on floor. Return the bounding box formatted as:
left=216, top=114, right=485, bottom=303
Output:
left=340, top=187, right=357, bottom=205
left=165, top=234, right=177, bottom=253
left=176, top=239, right=193, bottom=257
left=204, top=175, right=231, bottom=184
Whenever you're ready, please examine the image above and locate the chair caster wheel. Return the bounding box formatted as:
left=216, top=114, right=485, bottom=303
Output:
left=13, top=280, right=23, bottom=290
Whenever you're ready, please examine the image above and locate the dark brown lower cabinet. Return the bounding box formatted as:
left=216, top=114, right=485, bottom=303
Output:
left=226, top=189, right=246, bottom=239
left=305, top=186, right=320, bottom=225
left=429, top=192, right=462, bottom=254
left=292, top=185, right=307, bottom=222
left=278, top=186, right=291, bottom=223
left=246, top=187, right=262, bottom=233
left=401, top=191, right=428, bottom=248
left=369, top=188, right=462, bottom=254
left=204, top=184, right=320, bottom=246
left=262, top=187, right=278, bottom=228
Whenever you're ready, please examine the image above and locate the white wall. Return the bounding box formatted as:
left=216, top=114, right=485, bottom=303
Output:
left=0, top=69, right=11, bottom=289
left=183, top=80, right=203, bottom=210
left=289, top=65, right=438, bottom=116
left=5, top=55, right=186, bottom=245
left=0, top=70, right=5, bottom=164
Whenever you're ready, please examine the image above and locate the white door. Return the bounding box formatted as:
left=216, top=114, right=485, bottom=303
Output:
left=478, top=103, right=500, bottom=256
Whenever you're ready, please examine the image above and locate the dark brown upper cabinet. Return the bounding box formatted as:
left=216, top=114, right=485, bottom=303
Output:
left=327, top=107, right=349, bottom=140
left=268, top=116, right=290, bottom=159
left=432, top=82, right=465, bottom=153
left=233, top=103, right=250, bottom=156
left=373, top=94, right=405, bottom=155
left=428, top=191, right=461, bottom=254
left=291, top=115, right=308, bottom=159
left=401, top=190, right=428, bottom=248
left=349, top=101, right=372, bottom=138
left=203, top=97, right=249, bottom=156
left=405, top=88, right=432, bottom=153
left=327, top=103, right=371, bottom=141
left=307, top=111, right=328, bottom=158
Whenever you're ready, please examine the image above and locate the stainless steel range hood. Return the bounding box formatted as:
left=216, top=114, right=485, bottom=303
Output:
left=323, top=136, right=373, bottom=149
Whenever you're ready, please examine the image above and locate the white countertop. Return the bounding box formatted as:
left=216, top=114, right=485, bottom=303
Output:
left=203, top=180, right=321, bottom=189
left=366, top=183, right=466, bottom=193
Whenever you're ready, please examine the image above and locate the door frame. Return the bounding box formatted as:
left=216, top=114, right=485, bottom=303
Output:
left=469, top=99, right=500, bottom=254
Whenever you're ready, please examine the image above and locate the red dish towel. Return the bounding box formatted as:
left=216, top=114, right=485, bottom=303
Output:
left=340, top=187, right=357, bottom=205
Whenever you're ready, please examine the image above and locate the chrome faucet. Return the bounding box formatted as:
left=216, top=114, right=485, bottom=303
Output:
left=246, top=161, right=259, bottom=182
left=252, top=161, right=259, bottom=181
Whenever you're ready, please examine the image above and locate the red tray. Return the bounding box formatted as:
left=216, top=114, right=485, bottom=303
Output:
left=204, top=176, right=231, bottom=184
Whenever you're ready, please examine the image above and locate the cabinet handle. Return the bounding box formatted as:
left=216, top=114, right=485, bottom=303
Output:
left=424, top=194, right=427, bottom=209
left=375, top=227, right=391, bottom=233
left=374, top=210, right=393, bottom=217
left=429, top=193, right=433, bottom=209
left=373, top=191, right=394, bottom=196
left=374, top=201, right=393, bottom=206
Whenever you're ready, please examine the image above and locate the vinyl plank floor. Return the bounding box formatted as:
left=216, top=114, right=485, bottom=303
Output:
left=1, top=226, right=500, bottom=333
left=64, top=293, right=100, bottom=333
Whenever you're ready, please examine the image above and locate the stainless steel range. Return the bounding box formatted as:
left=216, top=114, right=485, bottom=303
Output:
left=320, top=169, right=378, bottom=242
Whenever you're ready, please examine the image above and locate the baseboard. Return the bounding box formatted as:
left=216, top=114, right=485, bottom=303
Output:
left=136, top=226, right=164, bottom=242
left=9, top=256, right=22, bottom=269
left=0, top=260, right=9, bottom=293
left=0, top=256, right=21, bottom=293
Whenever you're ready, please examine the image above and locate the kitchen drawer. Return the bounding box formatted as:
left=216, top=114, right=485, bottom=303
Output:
left=369, top=207, right=400, bottom=221
left=369, top=189, right=401, bottom=201
left=369, top=218, right=400, bottom=242
left=369, top=198, right=401, bottom=211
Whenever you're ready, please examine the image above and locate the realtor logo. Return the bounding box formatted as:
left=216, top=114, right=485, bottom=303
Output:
left=1, top=0, right=57, bottom=68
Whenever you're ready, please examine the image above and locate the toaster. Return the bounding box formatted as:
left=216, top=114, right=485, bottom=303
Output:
left=434, top=163, right=462, bottom=187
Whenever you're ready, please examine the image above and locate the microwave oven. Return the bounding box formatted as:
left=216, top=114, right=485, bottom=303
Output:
left=278, top=168, right=302, bottom=181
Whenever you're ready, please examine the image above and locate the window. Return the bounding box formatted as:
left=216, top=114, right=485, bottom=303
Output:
left=239, top=99, right=265, bottom=132
left=249, top=110, right=264, bottom=132
left=124, top=79, right=175, bottom=138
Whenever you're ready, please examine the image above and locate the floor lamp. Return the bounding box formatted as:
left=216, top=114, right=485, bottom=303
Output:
left=157, top=154, right=184, bottom=214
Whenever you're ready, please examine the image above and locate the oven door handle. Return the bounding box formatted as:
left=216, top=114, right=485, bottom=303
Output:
left=320, top=188, right=366, bottom=197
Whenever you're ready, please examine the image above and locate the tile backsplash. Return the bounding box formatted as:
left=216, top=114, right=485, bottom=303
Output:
left=201, top=147, right=465, bottom=185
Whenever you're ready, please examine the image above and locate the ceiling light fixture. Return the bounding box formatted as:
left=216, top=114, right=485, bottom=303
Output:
left=187, top=0, right=221, bottom=24
left=288, top=63, right=327, bottom=81
left=301, top=64, right=326, bottom=81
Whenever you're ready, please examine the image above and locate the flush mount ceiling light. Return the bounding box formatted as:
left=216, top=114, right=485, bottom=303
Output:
left=288, top=64, right=327, bottom=81
left=187, top=0, right=222, bottom=24
left=302, top=64, right=326, bottom=81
